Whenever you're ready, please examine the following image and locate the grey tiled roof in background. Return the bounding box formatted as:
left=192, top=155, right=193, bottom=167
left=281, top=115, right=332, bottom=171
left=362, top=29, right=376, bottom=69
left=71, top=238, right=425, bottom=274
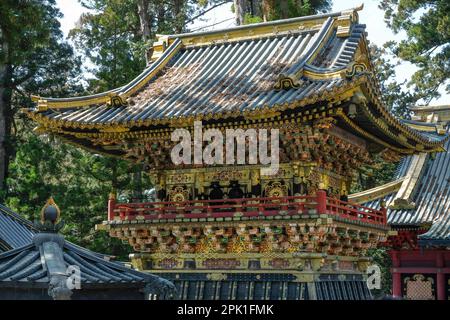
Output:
left=363, top=125, right=450, bottom=244
left=0, top=204, right=36, bottom=251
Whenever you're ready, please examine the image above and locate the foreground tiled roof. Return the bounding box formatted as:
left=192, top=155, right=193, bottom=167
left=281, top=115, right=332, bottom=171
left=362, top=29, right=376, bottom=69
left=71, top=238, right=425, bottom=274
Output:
left=0, top=205, right=36, bottom=251
left=0, top=233, right=176, bottom=299
left=0, top=204, right=176, bottom=298
left=0, top=240, right=149, bottom=286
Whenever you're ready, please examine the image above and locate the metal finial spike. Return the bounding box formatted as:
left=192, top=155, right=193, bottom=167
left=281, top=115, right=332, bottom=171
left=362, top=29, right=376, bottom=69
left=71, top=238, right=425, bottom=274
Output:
left=355, top=3, right=364, bottom=11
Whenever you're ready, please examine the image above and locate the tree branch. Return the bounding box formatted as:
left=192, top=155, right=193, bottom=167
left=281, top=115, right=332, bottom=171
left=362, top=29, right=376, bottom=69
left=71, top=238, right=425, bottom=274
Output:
left=184, top=1, right=233, bottom=26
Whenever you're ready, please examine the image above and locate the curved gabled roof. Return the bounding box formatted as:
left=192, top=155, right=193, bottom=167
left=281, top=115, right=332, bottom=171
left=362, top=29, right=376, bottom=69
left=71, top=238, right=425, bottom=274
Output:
left=0, top=205, right=171, bottom=289
left=24, top=7, right=448, bottom=157
left=0, top=241, right=148, bottom=286
left=27, top=17, right=359, bottom=123
left=0, top=213, right=176, bottom=298
left=355, top=121, right=450, bottom=245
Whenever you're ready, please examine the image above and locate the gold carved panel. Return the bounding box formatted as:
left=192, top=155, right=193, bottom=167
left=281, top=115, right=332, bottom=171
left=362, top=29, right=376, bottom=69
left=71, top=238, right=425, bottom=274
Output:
left=166, top=173, right=195, bottom=185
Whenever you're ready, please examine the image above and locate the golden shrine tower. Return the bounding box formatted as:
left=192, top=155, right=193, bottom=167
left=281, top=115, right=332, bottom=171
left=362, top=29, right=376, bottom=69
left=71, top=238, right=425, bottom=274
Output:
left=24, top=6, right=448, bottom=299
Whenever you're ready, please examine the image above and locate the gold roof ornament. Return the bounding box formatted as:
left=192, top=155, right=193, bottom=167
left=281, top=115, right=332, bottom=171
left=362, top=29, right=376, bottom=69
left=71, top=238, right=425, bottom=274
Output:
left=36, top=197, right=64, bottom=232
left=40, top=197, right=60, bottom=224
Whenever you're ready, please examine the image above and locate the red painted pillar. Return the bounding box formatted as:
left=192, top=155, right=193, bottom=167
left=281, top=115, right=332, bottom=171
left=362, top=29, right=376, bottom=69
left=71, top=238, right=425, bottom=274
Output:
left=108, top=192, right=116, bottom=221
left=436, top=252, right=445, bottom=300
left=392, top=273, right=402, bottom=298
left=391, top=250, right=402, bottom=298
left=316, top=190, right=327, bottom=214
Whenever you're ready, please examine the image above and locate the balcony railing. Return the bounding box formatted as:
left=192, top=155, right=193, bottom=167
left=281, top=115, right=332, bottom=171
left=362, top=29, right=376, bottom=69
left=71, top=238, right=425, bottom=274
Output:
left=107, top=190, right=387, bottom=226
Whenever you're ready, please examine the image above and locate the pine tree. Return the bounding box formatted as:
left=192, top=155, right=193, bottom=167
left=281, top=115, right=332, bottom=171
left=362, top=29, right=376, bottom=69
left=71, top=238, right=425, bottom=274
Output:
left=379, top=0, right=449, bottom=105
left=0, top=0, right=82, bottom=200
left=233, top=0, right=331, bottom=25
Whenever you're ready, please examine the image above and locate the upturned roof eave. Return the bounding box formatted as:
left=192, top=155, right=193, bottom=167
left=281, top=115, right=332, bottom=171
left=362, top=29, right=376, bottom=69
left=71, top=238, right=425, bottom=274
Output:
left=24, top=75, right=449, bottom=155
left=24, top=4, right=448, bottom=154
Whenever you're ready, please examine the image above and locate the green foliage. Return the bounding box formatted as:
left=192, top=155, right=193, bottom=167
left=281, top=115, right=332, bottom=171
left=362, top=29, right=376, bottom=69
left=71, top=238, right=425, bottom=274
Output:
left=235, top=0, right=331, bottom=24
left=0, top=0, right=83, bottom=200
left=379, top=0, right=450, bottom=104
left=70, top=0, right=146, bottom=90
left=351, top=154, right=397, bottom=194
left=370, top=44, right=417, bottom=118
left=367, top=248, right=392, bottom=297
left=263, top=0, right=331, bottom=21
left=244, top=13, right=263, bottom=24
left=0, top=0, right=83, bottom=114
left=6, top=128, right=152, bottom=259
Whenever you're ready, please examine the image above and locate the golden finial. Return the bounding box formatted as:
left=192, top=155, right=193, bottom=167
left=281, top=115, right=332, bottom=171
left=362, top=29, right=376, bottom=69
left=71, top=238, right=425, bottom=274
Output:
left=109, top=190, right=117, bottom=201
left=40, top=197, right=61, bottom=224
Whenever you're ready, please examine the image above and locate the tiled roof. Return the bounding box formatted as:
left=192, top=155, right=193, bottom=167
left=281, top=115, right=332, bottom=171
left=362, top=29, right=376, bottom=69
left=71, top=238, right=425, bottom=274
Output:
left=24, top=8, right=448, bottom=157
left=0, top=240, right=145, bottom=285
left=31, top=18, right=362, bottom=123
left=0, top=233, right=176, bottom=298
left=388, top=127, right=450, bottom=226
left=158, top=272, right=372, bottom=300
left=0, top=204, right=36, bottom=251
left=0, top=204, right=176, bottom=298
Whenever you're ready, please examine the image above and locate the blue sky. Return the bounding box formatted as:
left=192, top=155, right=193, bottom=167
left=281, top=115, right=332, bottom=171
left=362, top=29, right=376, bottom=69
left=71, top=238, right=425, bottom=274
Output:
left=56, top=0, right=448, bottom=105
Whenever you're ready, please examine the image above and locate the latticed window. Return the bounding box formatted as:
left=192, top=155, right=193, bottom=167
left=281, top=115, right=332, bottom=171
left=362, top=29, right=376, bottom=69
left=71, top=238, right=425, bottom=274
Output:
left=403, top=274, right=436, bottom=300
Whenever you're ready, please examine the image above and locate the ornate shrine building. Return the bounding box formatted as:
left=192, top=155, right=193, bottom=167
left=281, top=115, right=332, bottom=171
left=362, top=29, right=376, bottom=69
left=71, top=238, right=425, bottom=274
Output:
left=24, top=7, right=448, bottom=299
left=351, top=105, right=450, bottom=300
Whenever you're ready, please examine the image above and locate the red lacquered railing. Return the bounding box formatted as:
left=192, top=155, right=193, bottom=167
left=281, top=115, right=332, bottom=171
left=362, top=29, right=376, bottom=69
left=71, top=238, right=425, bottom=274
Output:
left=107, top=190, right=387, bottom=226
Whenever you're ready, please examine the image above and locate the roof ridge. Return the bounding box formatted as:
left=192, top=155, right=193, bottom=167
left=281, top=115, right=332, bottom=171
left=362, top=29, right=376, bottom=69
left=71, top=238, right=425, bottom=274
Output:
left=349, top=178, right=405, bottom=204
left=162, top=5, right=364, bottom=40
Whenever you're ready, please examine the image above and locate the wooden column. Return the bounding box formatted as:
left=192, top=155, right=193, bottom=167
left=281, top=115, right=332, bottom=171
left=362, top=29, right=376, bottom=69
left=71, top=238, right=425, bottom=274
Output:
left=436, top=252, right=445, bottom=301
left=108, top=192, right=116, bottom=221
left=391, top=250, right=402, bottom=298
left=316, top=190, right=327, bottom=214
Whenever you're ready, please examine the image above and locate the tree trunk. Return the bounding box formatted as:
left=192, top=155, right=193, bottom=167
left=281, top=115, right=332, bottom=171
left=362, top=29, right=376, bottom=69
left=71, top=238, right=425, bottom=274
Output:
left=132, top=170, right=143, bottom=202
left=137, top=0, right=153, bottom=65
left=234, top=0, right=246, bottom=25
left=262, top=0, right=276, bottom=21
left=279, top=0, right=289, bottom=19
left=0, top=39, right=13, bottom=201
left=173, top=0, right=186, bottom=34
left=249, top=0, right=262, bottom=18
